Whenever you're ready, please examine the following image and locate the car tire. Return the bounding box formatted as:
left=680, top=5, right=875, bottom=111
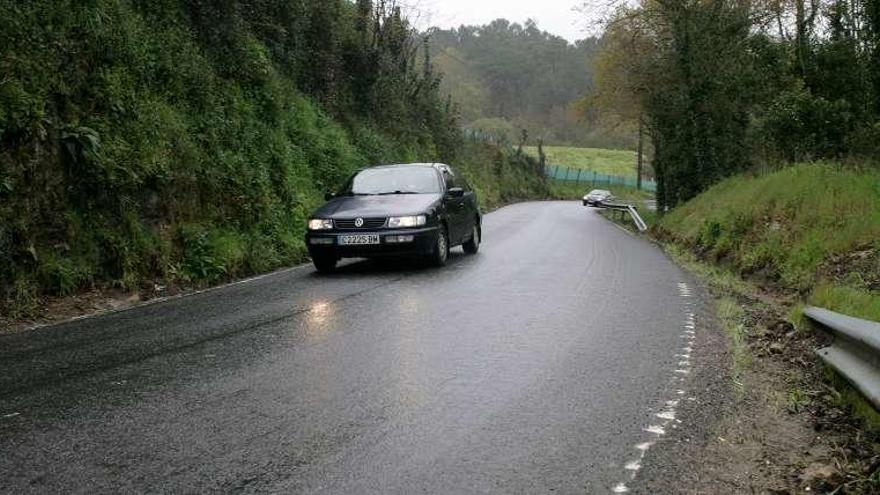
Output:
left=462, top=222, right=480, bottom=255
left=428, top=225, right=449, bottom=267
left=312, top=254, right=337, bottom=274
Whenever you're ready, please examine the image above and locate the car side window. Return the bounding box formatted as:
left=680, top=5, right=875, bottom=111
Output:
left=443, top=169, right=456, bottom=190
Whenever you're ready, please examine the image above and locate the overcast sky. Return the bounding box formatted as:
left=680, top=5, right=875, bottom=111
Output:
left=407, top=0, right=602, bottom=43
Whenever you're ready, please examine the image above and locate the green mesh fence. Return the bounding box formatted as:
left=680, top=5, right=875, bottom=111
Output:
left=545, top=165, right=656, bottom=192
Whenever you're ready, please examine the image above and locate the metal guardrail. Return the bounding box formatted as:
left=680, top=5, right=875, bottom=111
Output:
left=806, top=306, right=880, bottom=410
left=599, top=202, right=649, bottom=232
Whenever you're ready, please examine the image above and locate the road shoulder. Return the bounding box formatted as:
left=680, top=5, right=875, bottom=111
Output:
left=633, top=246, right=880, bottom=493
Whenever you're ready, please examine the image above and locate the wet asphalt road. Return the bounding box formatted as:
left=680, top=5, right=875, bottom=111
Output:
left=0, top=201, right=699, bottom=494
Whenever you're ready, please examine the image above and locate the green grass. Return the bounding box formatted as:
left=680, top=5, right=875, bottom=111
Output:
left=458, top=143, right=549, bottom=211
left=809, top=284, right=880, bottom=322
left=718, top=297, right=751, bottom=397
left=665, top=244, right=753, bottom=298
left=523, top=146, right=638, bottom=177
left=660, top=163, right=880, bottom=294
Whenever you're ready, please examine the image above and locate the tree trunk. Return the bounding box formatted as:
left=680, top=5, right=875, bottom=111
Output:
left=637, top=116, right=644, bottom=191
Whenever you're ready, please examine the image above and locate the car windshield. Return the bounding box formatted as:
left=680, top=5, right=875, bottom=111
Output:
left=588, top=190, right=611, bottom=196
left=345, top=167, right=442, bottom=195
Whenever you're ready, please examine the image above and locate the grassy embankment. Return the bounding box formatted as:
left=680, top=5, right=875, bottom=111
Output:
left=658, top=163, right=880, bottom=425
left=0, top=1, right=547, bottom=319
left=523, top=145, right=638, bottom=177
left=659, top=163, right=880, bottom=320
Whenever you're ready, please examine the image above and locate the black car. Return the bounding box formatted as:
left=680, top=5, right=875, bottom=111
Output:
left=305, top=163, right=482, bottom=273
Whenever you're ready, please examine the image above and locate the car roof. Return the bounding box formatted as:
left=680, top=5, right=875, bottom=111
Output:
left=367, top=163, right=451, bottom=171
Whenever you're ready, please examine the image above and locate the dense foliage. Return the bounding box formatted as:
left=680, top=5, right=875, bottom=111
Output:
left=0, top=0, right=546, bottom=315
left=429, top=20, right=626, bottom=147
left=594, top=0, right=880, bottom=210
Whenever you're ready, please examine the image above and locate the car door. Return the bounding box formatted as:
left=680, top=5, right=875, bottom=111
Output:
left=441, top=169, right=466, bottom=243
left=459, top=177, right=480, bottom=234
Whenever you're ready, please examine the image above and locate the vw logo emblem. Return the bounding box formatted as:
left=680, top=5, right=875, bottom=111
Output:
left=354, top=217, right=364, bottom=228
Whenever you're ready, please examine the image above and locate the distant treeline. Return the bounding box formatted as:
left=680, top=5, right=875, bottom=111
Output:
left=596, top=0, right=880, bottom=210
left=429, top=20, right=629, bottom=148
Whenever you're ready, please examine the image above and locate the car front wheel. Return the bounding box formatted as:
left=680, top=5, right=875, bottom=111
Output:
left=462, top=222, right=480, bottom=254
left=428, top=226, right=449, bottom=266
left=312, top=254, right=337, bottom=274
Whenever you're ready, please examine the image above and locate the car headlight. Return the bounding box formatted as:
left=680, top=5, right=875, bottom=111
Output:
left=388, top=215, right=427, bottom=228
left=308, top=219, right=334, bottom=231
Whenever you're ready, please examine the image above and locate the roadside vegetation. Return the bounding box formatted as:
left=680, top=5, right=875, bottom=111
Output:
left=658, top=164, right=880, bottom=320
left=522, top=146, right=638, bottom=177
left=594, top=0, right=880, bottom=211
left=0, top=1, right=547, bottom=319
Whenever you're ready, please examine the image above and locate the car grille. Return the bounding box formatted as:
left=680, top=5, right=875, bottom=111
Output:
left=334, top=218, right=387, bottom=230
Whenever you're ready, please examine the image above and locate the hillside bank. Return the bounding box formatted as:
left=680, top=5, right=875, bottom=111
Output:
left=658, top=163, right=880, bottom=319
left=0, top=1, right=547, bottom=321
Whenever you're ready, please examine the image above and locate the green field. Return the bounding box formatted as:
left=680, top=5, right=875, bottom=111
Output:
left=523, top=146, right=638, bottom=177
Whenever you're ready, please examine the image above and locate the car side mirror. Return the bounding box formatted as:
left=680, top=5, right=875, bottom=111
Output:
left=447, top=187, right=465, bottom=198
left=324, top=192, right=336, bottom=201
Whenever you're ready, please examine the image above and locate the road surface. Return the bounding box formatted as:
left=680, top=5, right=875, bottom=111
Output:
left=0, top=201, right=703, bottom=493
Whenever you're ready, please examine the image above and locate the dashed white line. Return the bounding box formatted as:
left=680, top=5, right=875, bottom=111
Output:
left=656, top=410, right=676, bottom=421
left=644, top=425, right=666, bottom=435
left=613, top=292, right=697, bottom=492
left=635, top=441, right=654, bottom=451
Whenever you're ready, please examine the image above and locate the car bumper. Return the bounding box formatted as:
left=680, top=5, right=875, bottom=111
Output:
left=305, top=226, right=439, bottom=259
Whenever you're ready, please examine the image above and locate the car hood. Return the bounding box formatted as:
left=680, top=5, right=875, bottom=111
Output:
left=312, top=193, right=443, bottom=219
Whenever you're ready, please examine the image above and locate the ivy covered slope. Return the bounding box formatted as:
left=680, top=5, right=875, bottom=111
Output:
left=658, top=164, right=880, bottom=320
left=0, top=0, right=547, bottom=315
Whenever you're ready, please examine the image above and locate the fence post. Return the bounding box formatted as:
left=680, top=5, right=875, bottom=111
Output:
left=576, top=169, right=582, bottom=183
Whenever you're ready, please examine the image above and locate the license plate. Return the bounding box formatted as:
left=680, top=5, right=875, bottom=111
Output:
left=339, top=235, right=380, bottom=246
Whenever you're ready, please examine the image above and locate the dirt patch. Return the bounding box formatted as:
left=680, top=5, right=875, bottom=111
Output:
left=0, top=281, right=189, bottom=334
left=821, top=247, right=880, bottom=292
left=634, top=253, right=880, bottom=494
